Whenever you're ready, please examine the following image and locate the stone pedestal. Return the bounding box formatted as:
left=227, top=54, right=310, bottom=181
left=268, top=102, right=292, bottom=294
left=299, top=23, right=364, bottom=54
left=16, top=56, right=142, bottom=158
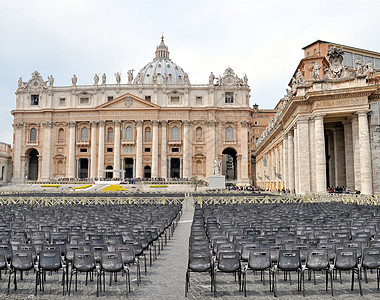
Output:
left=208, top=175, right=225, bottom=189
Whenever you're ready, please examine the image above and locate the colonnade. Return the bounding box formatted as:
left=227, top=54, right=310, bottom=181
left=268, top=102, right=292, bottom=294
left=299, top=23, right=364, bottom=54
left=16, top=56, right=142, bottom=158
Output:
left=257, top=110, right=373, bottom=194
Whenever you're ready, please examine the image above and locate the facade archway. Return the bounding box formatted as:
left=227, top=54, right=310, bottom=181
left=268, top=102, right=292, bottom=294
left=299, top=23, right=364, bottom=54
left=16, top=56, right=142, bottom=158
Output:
left=170, top=158, right=180, bottom=178
left=105, top=165, right=113, bottom=179
left=78, top=158, right=89, bottom=179
left=143, top=165, right=151, bottom=178
left=124, top=158, right=134, bottom=178
left=222, top=148, right=237, bottom=180
left=26, top=148, right=39, bottom=180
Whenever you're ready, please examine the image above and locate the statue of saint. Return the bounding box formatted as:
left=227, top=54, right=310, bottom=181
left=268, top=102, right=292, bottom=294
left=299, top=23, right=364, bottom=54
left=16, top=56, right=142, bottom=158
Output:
left=213, top=158, right=221, bottom=175
left=243, top=74, right=248, bottom=85
left=93, top=74, right=99, bottom=85
left=102, top=73, right=106, bottom=85
left=71, top=74, right=77, bottom=86
left=115, top=72, right=121, bottom=84
left=162, top=73, right=168, bottom=84
left=152, top=73, right=158, bottom=84
left=18, top=77, right=23, bottom=88
left=127, top=70, right=134, bottom=84
left=184, top=73, right=189, bottom=84
left=209, top=72, right=215, bottom=85
left=48, top=75, right=54, bottom=86
left=311, top=63, right=321, bottom=80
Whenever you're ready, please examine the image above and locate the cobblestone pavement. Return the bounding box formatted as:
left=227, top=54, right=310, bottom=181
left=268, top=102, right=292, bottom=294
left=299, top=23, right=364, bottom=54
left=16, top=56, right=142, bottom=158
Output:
left=1, top=206, right=380, bottom=299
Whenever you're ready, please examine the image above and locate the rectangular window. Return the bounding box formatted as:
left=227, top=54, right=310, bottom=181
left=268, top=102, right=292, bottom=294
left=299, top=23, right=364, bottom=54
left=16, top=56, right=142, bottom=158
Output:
left=196, top=96, right=202, bottom=105
left=106, top=148, right=113, bottom=153
left=107, top=96, right=114, bottom=102
left=59, top=98, right=66, bottom=106
left=144, top=147, right=151, bottom=152
left=80, top=148, right=87, bottom=153
left=254, top=121, right=259, bottom=125
left=307, top=52, right=310, bottom=57
left=375, top=58, right=380, bottom=70
left=314, top=49, right=316, bottom=54
left=172, top=148, right=179, bottom=153
left=343, top=52, right=353, bottom=68
left=80, top=97, right=89, bottom=104
left=31, top=95, right=39, bottom=105
left=171, top=96, right=180, bottom=103
left=225, top=92, right=234, bottom=104
left=354, top=54, right=363, bottom=64
left=364, top=56, right=373, bottom=65
left=145, top=96, right=151, bottom=102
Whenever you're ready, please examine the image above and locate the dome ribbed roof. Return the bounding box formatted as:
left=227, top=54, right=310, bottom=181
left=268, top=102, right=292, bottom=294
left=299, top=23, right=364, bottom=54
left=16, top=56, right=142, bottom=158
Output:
left=134, top=36, right=189, bottom=85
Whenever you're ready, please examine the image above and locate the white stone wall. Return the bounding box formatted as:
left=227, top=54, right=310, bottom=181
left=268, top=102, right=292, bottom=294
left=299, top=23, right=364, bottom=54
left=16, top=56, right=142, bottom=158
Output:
left=370, top=101, right=380, bottom=194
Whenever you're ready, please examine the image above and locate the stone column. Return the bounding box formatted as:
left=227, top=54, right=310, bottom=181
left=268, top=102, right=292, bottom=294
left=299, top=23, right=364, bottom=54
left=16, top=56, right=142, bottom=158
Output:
left=287, top=130, right=295, bottom=193
left=283, top=134, right=288, bottom=190
left=358, top=110, right=372, bottom=194
left=135, top=120, right=143, bottom=178
left=12, top=123, right=24, bottom=183
left=160, top=121, right=168, bottom=179
left=97, top=121, right=105, bottom=178
left=297, top=118, right=310, bottom=194
left=314, top=114, right=327, bottom=193
left=351, top=115, right=361, bottom=191
left=206, top=120, right=216, bottom=178
left=333, top=127, right=346, bottom=187
left=343, top=120, right=354, bottom=190
left=68, top=121, right=76, bottom=178
left=182, top=120, right=191, bottom=179
left=151, top=120, right=159, bottom=178
left=275, top=146, right=279, bottom=190
left=293, top=124, right=299, bottom=194
left=309, top=119, right=316, bottom=193
left=240, top=121, right=250, bottom=184
left=327, top=133, right=335, bottom=187
left=113, top=121, right=121, bottom=178
left=90, top=121, right=97, bottom=179
left=41, top=122, right=53, bottom=181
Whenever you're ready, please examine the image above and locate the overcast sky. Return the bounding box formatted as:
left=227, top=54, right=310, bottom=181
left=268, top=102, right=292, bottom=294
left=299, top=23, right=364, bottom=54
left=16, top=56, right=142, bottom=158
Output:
left=0, top=0, right=379, bottom=144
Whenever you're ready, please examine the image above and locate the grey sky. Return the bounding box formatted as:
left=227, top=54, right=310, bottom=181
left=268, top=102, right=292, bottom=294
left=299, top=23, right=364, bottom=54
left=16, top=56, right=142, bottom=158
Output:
left=0, top=0, right=379, bottom=144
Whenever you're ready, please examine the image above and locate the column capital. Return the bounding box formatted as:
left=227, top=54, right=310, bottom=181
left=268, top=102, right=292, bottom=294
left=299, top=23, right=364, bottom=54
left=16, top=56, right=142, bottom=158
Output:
left=14, top=122, right=24, bottom=129
left=90, top=121, right=98, bottom=127
left=240, top=120, right=250, bottom=127
left=297, top=117, right=309, bottom=124
left=114, top=120, right=122, bottom=126
left=342, top=118, right=352, bottom=126
left=42, top=121, right=54, bottom=128
left=135, top=120, right=144, bottom=126
left=183, top=120, right=191, bottom=126
left=68, top=121, right=76, bottom=128
left=152, top=120, right=160, bottom=126
left=287, top=130, right=294, bottom=137
left=313, top=113, right=326, bottom=120
left=160, top=120, right=168, bottom=126
left=206, top=120, right=218, bottom=126
left=357, top=109, right=370, bottom=117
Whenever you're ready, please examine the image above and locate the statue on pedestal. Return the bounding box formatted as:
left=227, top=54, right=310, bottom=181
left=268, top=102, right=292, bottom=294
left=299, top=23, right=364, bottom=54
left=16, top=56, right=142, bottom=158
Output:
left=213, top=158, right=221, bottom=175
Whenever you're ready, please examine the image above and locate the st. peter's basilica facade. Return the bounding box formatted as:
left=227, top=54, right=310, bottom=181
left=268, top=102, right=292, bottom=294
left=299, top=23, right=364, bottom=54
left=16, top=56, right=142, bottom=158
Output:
left=11, top=37, right=253, bottom=185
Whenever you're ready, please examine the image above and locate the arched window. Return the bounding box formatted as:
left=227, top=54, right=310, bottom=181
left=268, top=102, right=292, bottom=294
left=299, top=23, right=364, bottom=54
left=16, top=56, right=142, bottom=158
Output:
left=58, top=128, right=64, bottom=143
left=172, top=126, right=179, bottom=140
left=196, top=127, right=202, bottom=140
left=145, top=127, right=151, bottom=141
left=126, top=126, right=133, bottom=140
left=107, top=128, right=114, bottom=142
left=81, top=127, right=88, bottom=141
left=226, top=126, right=234, bottom=142
left=30, top=128, right=37, bottom=142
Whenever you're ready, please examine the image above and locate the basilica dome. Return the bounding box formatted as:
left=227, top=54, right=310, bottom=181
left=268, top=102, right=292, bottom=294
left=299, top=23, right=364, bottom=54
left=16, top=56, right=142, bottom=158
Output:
left=133, top=36, right=189, bottom=85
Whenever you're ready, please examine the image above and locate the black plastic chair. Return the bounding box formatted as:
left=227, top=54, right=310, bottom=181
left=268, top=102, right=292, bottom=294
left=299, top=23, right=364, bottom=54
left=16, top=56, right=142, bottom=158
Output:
left=185, top=250, right=213, bottom=297
left=98, top=251, right=128, bottom=297
left=214, top=251, right=241, bottom=297
left=69, top=250, right=97, bottom=295
left=361, top=247, right=380, bottom=289
left=36, top=249, right=66, bottom=296
left=303, top=249, right=333, bottom=296
left=333, top=249, right=362, bottom=296
left=117, top=244, right=140, bottom=285
left=0, top=251, right=7, bottom=280
left=274, top=249, right=303, bottom=297
left=8, top=249, right=36, bottom=295
left=243, top=249, right=274, bottom=297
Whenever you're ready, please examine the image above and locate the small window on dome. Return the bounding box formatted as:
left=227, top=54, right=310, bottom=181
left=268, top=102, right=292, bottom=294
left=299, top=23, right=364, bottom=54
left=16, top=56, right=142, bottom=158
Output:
left=169, top=73, right=172, bottom=76
left=158, top=64, right=161, bottom=67
left=150, top=65, right=153, bottom=68
left=157, top=73, right=161, bottom=76
left=167, top=64, right=171, bottom=68
left=146, top=74, right=150, bottom=77
left=175, top=66, right=178, bottom=70
left=178, top=75, right=182, bottom=77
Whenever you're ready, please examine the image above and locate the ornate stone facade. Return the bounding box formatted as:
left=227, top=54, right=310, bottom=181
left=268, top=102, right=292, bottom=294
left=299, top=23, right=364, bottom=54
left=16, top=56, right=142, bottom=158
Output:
left=0, top=142, right=12, bottom=184
left=255, top=40, right=380, bottom=195
left=11, top=37, right=254, bottom=185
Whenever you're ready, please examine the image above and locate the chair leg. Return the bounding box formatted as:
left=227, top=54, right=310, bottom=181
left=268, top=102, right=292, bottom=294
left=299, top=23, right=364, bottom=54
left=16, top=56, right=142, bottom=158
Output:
left=357, top=269, right=362, bottom=296
left=35, top=270, right=38, bottom=296
left=185, top=270, right=189, bottom=297
left=351, top=269, right=354, bottom=291
left=330, top=270, right=334, bottom=296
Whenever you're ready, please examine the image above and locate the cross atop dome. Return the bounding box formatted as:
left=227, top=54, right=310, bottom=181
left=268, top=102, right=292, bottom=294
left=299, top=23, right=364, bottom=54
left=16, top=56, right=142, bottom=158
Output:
left=155, top=35, right=170, bottom=60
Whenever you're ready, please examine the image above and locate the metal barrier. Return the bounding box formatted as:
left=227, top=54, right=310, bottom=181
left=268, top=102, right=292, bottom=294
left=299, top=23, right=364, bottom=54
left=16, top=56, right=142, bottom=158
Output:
left=0, top=194, right=379, bottom=207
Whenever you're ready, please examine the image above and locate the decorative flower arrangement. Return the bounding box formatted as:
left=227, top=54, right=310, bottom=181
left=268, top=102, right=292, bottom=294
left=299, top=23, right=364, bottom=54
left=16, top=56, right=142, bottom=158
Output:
left=74, top=184, right=92, bottom=190
left=150, top=185, right=168, bottom=188
left=102, top=185, right=128, bottom=192
left=41, top=184, right=60, bottom=187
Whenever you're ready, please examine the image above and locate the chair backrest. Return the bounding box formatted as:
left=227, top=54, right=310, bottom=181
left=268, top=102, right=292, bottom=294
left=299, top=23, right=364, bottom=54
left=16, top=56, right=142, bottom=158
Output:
left=17, top=244, right=37, bottom=262
left=39, top=249, right=62, bottom=271
left=11, top=249, right=34, bottom=271
left=216, top=242, right=236, bottom=256
left=241, top=243, right=261, bottom=261
left=116, top=245, right=135, bottom=264
left=188, top=250, right=211, bottom=272
left=0, top=250, right=7, bottom=270
left=217, top=251, right=240, bottom=272
left=100, top=251, right=123, bottom=272
left=73, top=250, right=95, bottom=271
left=278, top=250, right=301, bottom=271
left=88, top=234, right=104, bottom=245
left=66, top=244, right=84, bottom=261
left=361, top=248, right=380, bottom=269
left=335, top=249, right=358, bottom=270
left=0, top=243, right=12, bottom=261
left=306, top=249, right=329, bottom=270
left=248, top=249, right=271, bottom=270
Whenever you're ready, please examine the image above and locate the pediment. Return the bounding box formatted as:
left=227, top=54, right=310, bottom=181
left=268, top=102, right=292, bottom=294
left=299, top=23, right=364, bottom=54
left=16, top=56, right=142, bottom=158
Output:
left=97, top=93, right=160, bottom=109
